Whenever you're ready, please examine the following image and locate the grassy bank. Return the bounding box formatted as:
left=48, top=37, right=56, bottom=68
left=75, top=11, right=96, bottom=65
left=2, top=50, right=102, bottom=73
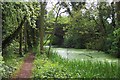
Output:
left=32, top=50, right=119, bottom=79
left=1, top=53, right=28, bottom=78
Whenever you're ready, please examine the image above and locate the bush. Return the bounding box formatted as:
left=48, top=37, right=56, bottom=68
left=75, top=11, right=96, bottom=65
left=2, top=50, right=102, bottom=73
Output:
left=63, top=34, right=85, bottom=49
left=0, top=52, right=5, bottom=78
left=1, top=41, right=25, bottom=78
left=51, top=35, right=59, bottom=45
left=2, top=53, right=24, bottom=78
left=110, top=28, right=120, bottom=57
left=85, top=37, right=105, bottom=51
left=51, top=35, right=63, bottom=46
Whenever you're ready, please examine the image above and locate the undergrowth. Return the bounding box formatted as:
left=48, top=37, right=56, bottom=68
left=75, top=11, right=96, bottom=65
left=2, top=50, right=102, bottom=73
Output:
left=1, top=52, right=28, bottom=78
left=32, top=49, right=119, bottom=79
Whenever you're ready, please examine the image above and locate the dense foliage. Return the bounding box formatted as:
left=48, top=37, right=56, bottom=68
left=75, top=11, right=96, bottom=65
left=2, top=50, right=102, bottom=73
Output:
left=0, top=52, right=4, bottom=77
left=1, top=2, right=40, bottom=78
left=1, top=1, right=120, bottom=79
left=1, top=42, right=27, bottom=78
left=49, top=2, right=120, bottom=57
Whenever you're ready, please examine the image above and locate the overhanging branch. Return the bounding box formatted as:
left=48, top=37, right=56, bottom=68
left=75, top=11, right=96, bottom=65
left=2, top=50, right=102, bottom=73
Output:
left=2, top=16, right=26, bottom=50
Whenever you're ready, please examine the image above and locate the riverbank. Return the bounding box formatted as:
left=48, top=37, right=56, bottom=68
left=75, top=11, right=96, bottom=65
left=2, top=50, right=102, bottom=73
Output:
left=32, top=51, right=119, bottom=78
left=47, top=47, right=118, bottom=62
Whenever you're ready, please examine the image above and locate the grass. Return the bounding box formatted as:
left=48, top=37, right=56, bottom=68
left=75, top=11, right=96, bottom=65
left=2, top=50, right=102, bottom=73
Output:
left=32, top=50, right=119, bottom=79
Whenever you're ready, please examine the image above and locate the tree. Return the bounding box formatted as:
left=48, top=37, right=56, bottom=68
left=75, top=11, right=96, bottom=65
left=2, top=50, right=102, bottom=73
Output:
left=2, top=16, right=26, bottom=50
left=111, top=2, right=116, bottom=28
left=2, top=2, right=39, bottom=56
left=116, top=1, right=120, bottom=57
left=24, top=21, right=28, bottom=52
left=39, top=2, right=46, bottom=54
left=19, top=28, right=23, bottom=56
left=116, top=1, right=120, bottom=26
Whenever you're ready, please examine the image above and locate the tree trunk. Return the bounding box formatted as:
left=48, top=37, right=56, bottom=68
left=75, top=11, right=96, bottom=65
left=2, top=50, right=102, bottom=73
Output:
left=27, top=30, right=32, bottom=51
left=98, top=3, right=106, bottom=51
left=39, top=2, right=45, bottom=54
left=19, top=29, right=23, bottom=56
left=111, top=2, right=116, bottom=28
left=24, top=21, right=28, bottom=52
left=116, top=1, right=120, bottom=26
left=99, top=8, right=106, bottom=35
left=31, top=28, right=36, bottom=48
left=32, top=28, right=35, bottom=47
left=116, top=1, right=120, bottom=58
left=2, top=16, right=26, bottom=50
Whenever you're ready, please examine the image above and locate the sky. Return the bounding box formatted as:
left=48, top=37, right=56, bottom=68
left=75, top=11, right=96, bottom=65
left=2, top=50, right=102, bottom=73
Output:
left=3, top=0, right=119, bottom=2
left=23, top=0, right=114, bottom=18
left=46, top=0, right=113, bottom=16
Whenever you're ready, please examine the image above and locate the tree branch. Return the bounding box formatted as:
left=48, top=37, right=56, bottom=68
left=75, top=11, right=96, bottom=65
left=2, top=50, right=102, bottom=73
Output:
left=2, top=16, right=26, bottom=50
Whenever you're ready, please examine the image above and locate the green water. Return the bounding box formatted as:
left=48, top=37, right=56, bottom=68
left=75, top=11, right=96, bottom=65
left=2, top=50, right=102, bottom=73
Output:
left=51, top=47, right=118, bottom=62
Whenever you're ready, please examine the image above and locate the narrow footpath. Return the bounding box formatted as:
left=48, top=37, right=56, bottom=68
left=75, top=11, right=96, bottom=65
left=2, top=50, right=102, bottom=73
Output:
left=12, top=53, right=35, bottom=80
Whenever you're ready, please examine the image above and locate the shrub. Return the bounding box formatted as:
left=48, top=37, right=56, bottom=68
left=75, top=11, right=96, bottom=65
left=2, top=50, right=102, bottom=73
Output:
left=110, top=28, right=120, bottom=57
left=64, top=34, right=85, bottom=48
left=0, top=52, right=5, bottom=78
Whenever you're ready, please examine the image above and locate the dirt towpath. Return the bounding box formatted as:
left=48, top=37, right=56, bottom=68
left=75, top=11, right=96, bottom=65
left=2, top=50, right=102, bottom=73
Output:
left=12, top=53, right=35, bottom=80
